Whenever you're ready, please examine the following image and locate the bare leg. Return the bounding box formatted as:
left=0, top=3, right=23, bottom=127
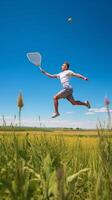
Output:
left=67, top=96, right=88, bottom=107
left=53, top=95, right=59, bottom=113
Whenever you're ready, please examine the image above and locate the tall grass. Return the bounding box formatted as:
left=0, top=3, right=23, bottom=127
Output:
left=17, top=92, right=24, bottom=127
left=0, top=131, right=112, bottom=200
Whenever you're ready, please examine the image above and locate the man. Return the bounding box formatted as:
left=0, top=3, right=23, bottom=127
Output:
left=40, top=62, right=91, bottom=118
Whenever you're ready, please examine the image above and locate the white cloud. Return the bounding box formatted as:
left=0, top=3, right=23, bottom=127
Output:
left=86, top=112, right=95, bottom=115
left=85, top=107, right=112, bottom=115
left=66, top=111, right=74, bottom=115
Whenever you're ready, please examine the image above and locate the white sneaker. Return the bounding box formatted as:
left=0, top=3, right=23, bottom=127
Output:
left=86, top=101, right=91, bottom=109
left=52, top=112, right=60, bottom=118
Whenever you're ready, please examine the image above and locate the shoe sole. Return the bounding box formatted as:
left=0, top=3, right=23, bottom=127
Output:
left=87, top=101, right=91, bottom=109
left=52, top=114, right=60, bottom=118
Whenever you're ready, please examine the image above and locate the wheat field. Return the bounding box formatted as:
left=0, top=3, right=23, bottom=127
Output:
left=0, top=130, right=112, bottom=200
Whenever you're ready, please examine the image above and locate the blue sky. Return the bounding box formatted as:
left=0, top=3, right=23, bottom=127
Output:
left=0, top=0, right=112, bottom=128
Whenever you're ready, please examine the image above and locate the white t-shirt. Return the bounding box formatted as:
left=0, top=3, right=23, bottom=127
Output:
left=56, top=70, right=76, bottom=89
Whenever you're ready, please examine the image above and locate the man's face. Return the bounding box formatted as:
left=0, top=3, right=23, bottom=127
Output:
left=61, top=63, right=68, bottom=71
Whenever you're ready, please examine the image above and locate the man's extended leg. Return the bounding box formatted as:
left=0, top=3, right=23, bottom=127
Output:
left=67, top=96, right=91, bottom=108
left=54, top=95, right=59, bottom=113
left=52, top=95, right=60, bottom=118
left=52, top=89, right=68, bottom=118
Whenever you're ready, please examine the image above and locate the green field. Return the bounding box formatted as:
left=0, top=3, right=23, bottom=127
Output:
left=0, top=129, right=112, bottom=200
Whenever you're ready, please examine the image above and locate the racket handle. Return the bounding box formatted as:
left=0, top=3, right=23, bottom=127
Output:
left=39, top=66, right=42, bottom=71
left=39, top=66, right=45, bottom=73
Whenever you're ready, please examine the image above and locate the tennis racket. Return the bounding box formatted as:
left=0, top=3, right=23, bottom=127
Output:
left=27, top=52, right=42, bottom=70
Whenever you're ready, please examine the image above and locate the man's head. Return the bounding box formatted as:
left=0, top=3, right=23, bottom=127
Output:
left=61, top=62, right=70, bottom=71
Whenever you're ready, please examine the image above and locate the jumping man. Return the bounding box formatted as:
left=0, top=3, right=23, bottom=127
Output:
left=40, top=62, right=91, bottom=118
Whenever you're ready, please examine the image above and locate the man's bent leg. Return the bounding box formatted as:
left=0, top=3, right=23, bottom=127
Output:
left=67, top=96, right=89, bottom=107
left=53, top=95, right=59, bottom=113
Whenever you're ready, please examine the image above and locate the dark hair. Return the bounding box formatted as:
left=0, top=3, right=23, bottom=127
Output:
left=64, top=62, right=70, bottom=69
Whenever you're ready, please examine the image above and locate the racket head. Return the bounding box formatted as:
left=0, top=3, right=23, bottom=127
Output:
left=27, top=52, right=42, bottom=66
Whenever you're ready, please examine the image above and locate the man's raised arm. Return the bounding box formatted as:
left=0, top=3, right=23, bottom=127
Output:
left=71, top=72, right=88, bottom=81
left=39, top=68, right=58, bottom=78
